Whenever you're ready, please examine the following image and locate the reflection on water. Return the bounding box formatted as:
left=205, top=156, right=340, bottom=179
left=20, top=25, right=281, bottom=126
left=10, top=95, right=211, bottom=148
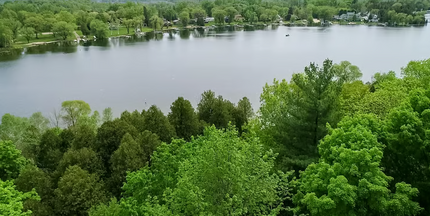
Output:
left=0, top=25, right=277, bottom=62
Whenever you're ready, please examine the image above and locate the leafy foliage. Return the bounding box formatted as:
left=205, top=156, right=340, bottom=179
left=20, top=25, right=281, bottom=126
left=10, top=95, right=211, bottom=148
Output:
left=54, top=165, right=108, bottom=216
left=0, top=140, right=27, bottom=181
left=293, top=114, right=422, bottom=216
left=0, top=179, right=39, bottom=216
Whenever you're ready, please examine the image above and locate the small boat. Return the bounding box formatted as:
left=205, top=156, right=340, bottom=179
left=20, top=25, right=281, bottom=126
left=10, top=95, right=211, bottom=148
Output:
left=286, top=34, right=290, bottom=37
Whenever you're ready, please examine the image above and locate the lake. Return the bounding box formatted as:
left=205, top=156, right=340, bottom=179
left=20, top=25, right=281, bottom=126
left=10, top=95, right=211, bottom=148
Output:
left=0, top=24, right=429, bottom=118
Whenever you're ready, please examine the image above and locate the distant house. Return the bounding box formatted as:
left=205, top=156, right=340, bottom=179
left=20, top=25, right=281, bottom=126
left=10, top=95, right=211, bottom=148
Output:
left=336, top=12, right=361, bottom=21
left=205, top=17, right=214, bottom=23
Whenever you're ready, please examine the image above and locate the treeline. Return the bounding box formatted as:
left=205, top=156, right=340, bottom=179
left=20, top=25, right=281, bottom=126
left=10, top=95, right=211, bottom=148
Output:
left=1, top=0, right=429, bottom=48
left=2, top=58, right=430, bottom=216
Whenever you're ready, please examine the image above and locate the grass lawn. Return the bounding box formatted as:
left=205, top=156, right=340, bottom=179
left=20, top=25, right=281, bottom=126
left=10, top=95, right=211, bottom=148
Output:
left=76, top=26, right=154, bottom=38
left=15, top=33, right=60, bottom=45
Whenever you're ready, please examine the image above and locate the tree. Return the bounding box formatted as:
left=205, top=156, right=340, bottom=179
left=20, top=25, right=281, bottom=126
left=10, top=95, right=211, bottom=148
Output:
left=89, top=198, right=122, bottom=216
left=382, top=89, right=430, bottom=215
left=149, top=15, right=163, bottom=31
left=338, top=80, right=370, bottom=117
left=212, top=9, right=226, bottom=25
left=293, top=114, right=422, bottom=216
left=90, top=19, right=109, bottom=39
left=109, top=133, right=146, bottom=197
left=71, top=125, right=96, bottom=150
left=102, top=108, right=113, bottom=123
left=3, top=19, right=22, bottom=39
left=15, top=165, right=54, bottom=216
left=0, top=140, right=27, bottom=181
left=287, top=59, right=342, bottom=170
left=201, top=0, right=215, bottom=17
left=402, top=58, right=430, bottom=89
left=122, top=19, right=135, bottom=34
left=233, top=97, right=254, bottom=134
left=333, top=61, right=362, bottom=83
left=179, top=11, right=190, bottom=27
left=197, top=90, right=234, bottom=129
left=0, top=22, right=13, bottom=48
left=24, top=15, right=44, bottom=39
left=56, top=147, right=105, bottom=179
left=168, top=97, right=200, bottom=141
left=136, top=130, right=161, bottom=163
left=121, top=126, right=293, bottom=215
left=192, top=8, right=206, bottom=26
left=94, top=119, right=138, bottom=168
left=244, top=11, right=258, bottom=24
left=35, top=129, right=63, bottom=172
left=225, top=7, right=238, bottom=23
left=143, top=105, right=176, bottom=143
left=120, top=110, right=145, bottom=132
left=54, top=166, right=108, bottom=216
left=56, top=11, right=75, bottom=24
left=61, top=100, right=91, bottom=128
left=0, top=179, right=39, bottom=216
left=52, top=21, right=75, bottom=40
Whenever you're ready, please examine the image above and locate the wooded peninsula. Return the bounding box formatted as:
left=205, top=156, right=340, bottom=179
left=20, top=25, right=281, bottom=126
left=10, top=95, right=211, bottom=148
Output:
left=0, top=0, right=429, bottom=48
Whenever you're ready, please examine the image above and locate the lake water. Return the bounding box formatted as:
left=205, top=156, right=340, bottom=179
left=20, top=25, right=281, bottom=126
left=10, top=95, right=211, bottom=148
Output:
left=0, top=24, right=429, bottom=118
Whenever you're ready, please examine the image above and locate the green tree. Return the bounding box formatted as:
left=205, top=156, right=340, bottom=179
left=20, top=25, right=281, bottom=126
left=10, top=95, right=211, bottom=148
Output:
left=402, top=58, right=430, bottom=89
left=122, top=19, right=135, bottom=34
left=55, top=147, right=105, bottom=179
left=225, top=6, right=238, bottom=23
left=293, top=114, right=422, bottom=216
left=89, top=198, right=122, bottom=216
left=197, top=90, right=234, bottom=129
left=149, top=15, right=163, bottom=31
left=71, top=125, right=96, bottom=149
left=24, top=15, right=44, bottom=39
left=0, top=22, right=13, bottom=48
left=201, top=0, right=215, bottom=17
left=212, top=9, right=227, bottom=25
left=54, top=166, right=108, bottom=216
left=0, top=140, right=27, bottom=181
left=168, top=97, right=199, bottom=141
left=244, top=10, right=258, bottom=24
left=0, top=179, right=39, bottom=216
left=143, top=105, right=176, bottom=143
left=333, top=61, right=362, bottom=83
left=120, top=110, right=145, bottom=132
left=60, top=100, right=91, bottom=128
left=94, top=119, right=138, bottom=168
left=192, top=8, right=206, bottom=26
left=258, top=60, right=341, bottom=171
left=56, top=11, right=75, bottom=24
left=179, top=11, right=190, bottom=27
left=382, top=89, right=430, bottom=215
left=52, top=21, right=75, bottom=40
left=109, top=133, right=146, bottom=197
left=102, top=107, right=113, bottom=123
left=338, top=80, right=370, bottom=117
left=15, top=165, right=54, bottom=216
left=90, top=19, right=109, bottom=39
left=35, top=129, right=63, bottom=172
left=233, top=97, right=254, bottom=134
left=121, top=126, right=292, bottom=215
left=3, top=18, right=22, bottom=39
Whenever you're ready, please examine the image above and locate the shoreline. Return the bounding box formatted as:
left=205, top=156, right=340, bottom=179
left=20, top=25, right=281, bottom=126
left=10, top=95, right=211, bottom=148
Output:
left=1, top=22, right=427, bottom=53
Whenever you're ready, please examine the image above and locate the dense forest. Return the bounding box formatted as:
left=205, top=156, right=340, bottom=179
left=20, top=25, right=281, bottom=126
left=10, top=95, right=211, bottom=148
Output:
left=1, top=0, right=429, bottom=47
left=2, top=58, right=430, bottom=216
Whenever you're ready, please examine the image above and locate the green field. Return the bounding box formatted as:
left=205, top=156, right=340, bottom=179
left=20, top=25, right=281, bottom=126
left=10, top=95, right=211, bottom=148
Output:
left=15, top=33, right=60, bottom=45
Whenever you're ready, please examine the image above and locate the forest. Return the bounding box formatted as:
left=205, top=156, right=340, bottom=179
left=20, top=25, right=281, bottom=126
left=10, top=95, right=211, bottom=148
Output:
left=1, top=0, right=429, bottom=48
left=2, top=58, right=430, bottom=216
